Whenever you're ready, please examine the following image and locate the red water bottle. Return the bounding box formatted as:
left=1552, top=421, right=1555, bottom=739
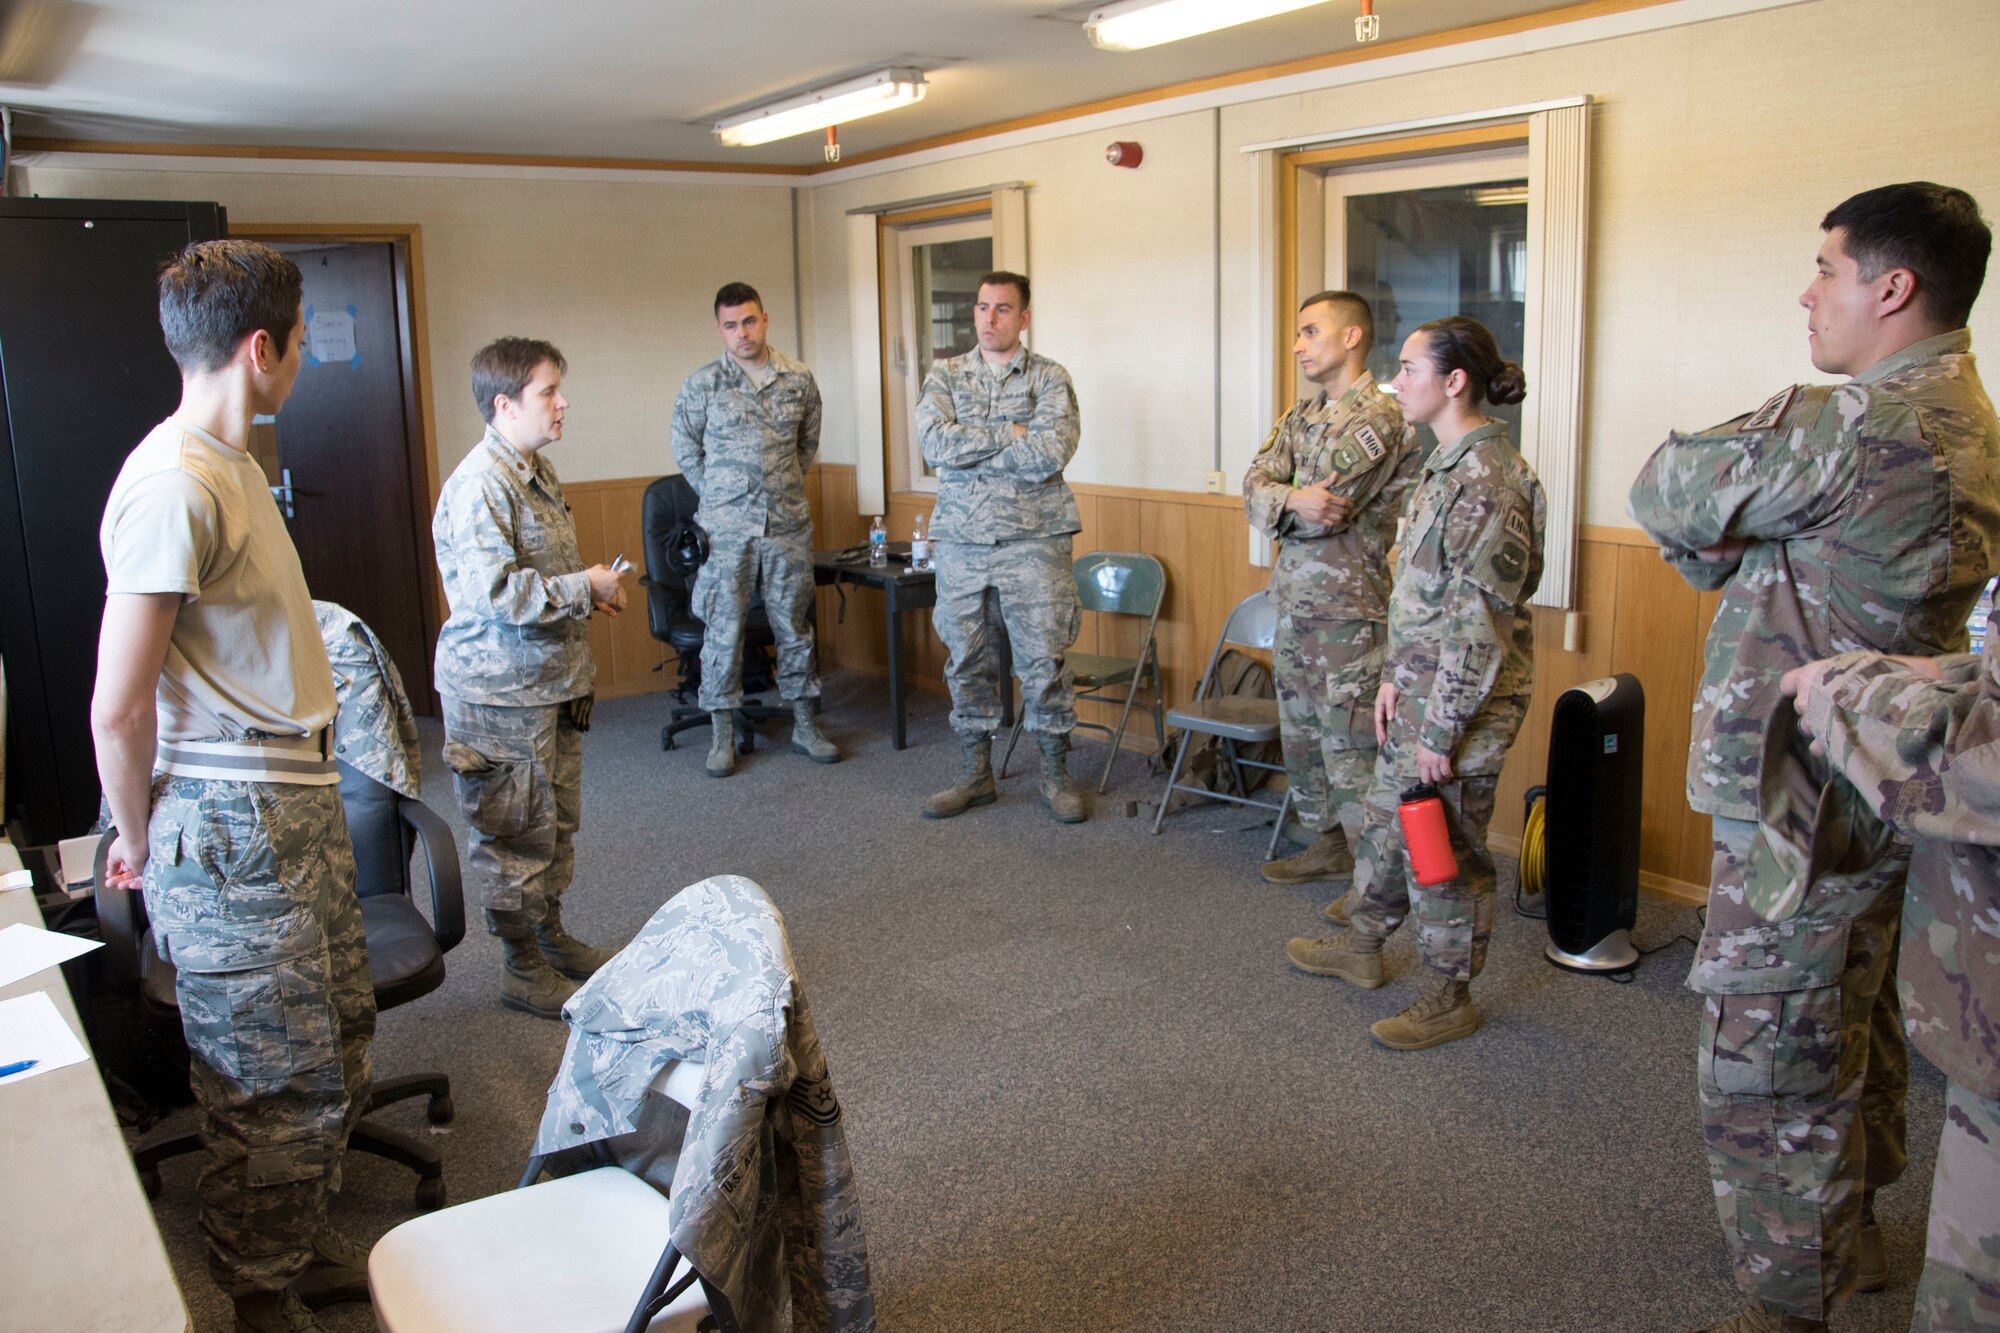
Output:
left=1398, top=783, right=1459, bottom=886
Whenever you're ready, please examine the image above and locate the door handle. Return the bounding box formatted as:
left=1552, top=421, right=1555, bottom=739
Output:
left=271, top=467, right=296, bottom=519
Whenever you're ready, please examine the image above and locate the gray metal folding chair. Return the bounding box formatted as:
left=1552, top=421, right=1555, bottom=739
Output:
left=999, top=550, right=1167, bottom=793
left=1149, top=590, right=1293, bottom=858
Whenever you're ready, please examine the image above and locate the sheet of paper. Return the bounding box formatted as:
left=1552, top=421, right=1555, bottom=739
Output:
left=0, top=989, right=91, bottom=1084
left=309, top=308, right=356, bottom=363
left=0, top=921, right=103, bottom=989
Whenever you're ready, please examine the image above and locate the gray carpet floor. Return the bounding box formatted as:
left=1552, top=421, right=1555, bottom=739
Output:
left=140, top=669, right=1944, bottom=1332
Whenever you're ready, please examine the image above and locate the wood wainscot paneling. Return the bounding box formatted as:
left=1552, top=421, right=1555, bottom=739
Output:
left=591, top=466, right=1717, bottom=904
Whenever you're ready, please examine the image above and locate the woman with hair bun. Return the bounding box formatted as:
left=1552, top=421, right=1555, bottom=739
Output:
left=1285, top=315, right=1546, bottom=1051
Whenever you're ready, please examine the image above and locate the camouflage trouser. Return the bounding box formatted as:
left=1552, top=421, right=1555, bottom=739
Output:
left=441, top=696, right=582, bottom=933
left=1912, top=1077, right=2000, bottom=1331
left=143, top=776, right=375, bottom=1296
left=1348, top=764, right=1500, bottom=981
left=933, top=535, right=1080, bottom=736
left=1273, top=613, right=1383, bottom=841
left=1694, top=815, right=1910, bottom=1322
left=693, top=529, right=819, bottom=712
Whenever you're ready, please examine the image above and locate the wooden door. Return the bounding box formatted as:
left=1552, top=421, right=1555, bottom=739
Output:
left=271, top=241, right=435, bottom=709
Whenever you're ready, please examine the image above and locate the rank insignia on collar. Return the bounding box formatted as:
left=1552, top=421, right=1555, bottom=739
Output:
left=1740, top=384, right=1798, bottom=433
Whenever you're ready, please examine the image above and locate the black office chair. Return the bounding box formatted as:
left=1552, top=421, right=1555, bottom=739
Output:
left=94, top=761, right=466, bottom=1209
left=640, top=474, right=790, bottom=754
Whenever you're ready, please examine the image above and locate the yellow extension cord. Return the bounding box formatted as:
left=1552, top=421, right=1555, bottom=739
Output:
left=1519, top=793, right=1547, bottom=898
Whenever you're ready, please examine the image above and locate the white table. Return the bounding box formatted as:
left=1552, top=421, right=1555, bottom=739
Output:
left=0, top=882, right=190, bottom=1332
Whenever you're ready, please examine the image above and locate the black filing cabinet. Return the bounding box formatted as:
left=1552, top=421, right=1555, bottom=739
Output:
left=0, top=197, right=225, bottom=843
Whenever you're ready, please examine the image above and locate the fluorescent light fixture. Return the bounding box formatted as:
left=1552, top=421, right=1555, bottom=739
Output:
left=1085, top=0, right=1333, bottom=52
left=713, top=67, right=927, bottom=148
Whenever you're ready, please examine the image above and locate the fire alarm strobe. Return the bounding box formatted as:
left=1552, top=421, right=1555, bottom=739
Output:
left=1105, top=141, right=1143, bottom=168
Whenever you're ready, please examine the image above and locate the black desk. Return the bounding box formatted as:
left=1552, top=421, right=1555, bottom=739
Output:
left=814, top=546, right=937, bottom=750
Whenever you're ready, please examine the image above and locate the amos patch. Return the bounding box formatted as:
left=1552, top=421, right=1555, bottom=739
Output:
left=1352, top=422, right=1387, bottom=462
left=1502, top=506, right=1532, bottom=546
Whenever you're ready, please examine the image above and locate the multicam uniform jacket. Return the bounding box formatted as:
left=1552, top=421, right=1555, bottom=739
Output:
left=1384, top=420, right=1544, bottom=774
left=1784, top=641, right=2000, bottom=1102
left=313, top=600, right=420, bottom=799
left=431, top=427, right=596, bottom=707
left=669, top=350, right=822, bottom=539
left=534, top=875, right=874, bottom=1333
left=1630, top=329, right=2000, bottom=820
left=1242, top=372, right=1421, bottom=624
left=917, top=345, right=1081, bottom=544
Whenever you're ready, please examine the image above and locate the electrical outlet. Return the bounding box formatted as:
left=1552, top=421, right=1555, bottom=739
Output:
left=1205, top=469, right=1226, bottom=495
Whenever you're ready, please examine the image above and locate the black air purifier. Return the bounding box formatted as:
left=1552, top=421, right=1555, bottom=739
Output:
left=1542, top=673, right=1644, bottom=972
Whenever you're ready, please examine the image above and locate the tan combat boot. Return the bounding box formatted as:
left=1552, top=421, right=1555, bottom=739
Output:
left=292, top=1225, right=372, bottom=1309
left=791, top=700, right=840, bottom=763
left=498, top=927, right=578, bottom=1020
left=1037, top=732, right=1088, bottom=824
left=1694, top=1309, right=1828, bottom=1332
left=1260, top=828, right=1354, bottom=884
left=1369, top=973, right=1479, bottom=1050
left=1857, top=1191, right=1888, bottom=1293
left=1323, top=889, right=1359, bottom=924
left=706, top=711, right=736, bottom=778
left=536, top=900, right=617, bottom=981
left=1285, top=931, right=1384, bottom=987
left=233, top=1288, right=326, bottom=1333
left=923, top=733, right=996, bottom=819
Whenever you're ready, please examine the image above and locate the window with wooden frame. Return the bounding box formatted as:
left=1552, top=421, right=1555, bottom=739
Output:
left=877, top=198, right=994, bottom=496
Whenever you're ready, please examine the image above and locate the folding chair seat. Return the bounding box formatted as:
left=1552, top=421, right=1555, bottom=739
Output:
left=1150, top=590, right=1294, bottom=859
left=999, top=550, right=1167, bottom=793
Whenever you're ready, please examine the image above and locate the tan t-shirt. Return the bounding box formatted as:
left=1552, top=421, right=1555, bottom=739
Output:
left=99, top=419, right=335, bottom=744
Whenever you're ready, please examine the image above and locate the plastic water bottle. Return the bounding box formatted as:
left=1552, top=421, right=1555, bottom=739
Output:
left=868, top=515, right=887, bottom=567
left=911, top=515, right=931, bottom=571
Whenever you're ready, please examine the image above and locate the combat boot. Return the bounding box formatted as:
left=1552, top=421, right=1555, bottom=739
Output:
left=1260, top=828, right=1354, bottom=884
left=1323, top=889, right=1359, bottom=925
left=1036, top=732, right=1089, bottom=824
left=292, top=1225, right=371, bottom=1309
left=922, top=733, right=996, bottom=819
left=1857, top=1192, right=1888, bottom=1293
left=1693, top=1309, right=1828, bottom=1332
left=536, top=900, right=617, bottom=981
left=498, top=929, right=578, bottom=1020
left=790, top=700, right=840, bottom=763
left=706, top=711, right=736, bottom=778
left=233, top=1288, right=325, bottom=1333
left=1369, top=973, right=1479, bottom=1051
left=1285, top=931, right=1384, bottom=987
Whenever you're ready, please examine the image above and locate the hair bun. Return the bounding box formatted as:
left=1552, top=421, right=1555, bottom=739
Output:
left=1487, top=362, right=1528, bottom=406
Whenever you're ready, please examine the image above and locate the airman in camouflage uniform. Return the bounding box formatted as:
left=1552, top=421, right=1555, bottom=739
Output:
left=536, top=875, right=875, bottom=1332
left=1779, top=636, right=2000, bottom=1332
left=92, top=241, right=373, bottom=1332
left=1628, top=184, right=1998, bottom=1332
left=670, top=281, right=835, bottom=776
left=1245, top=291, right=1420, bottom=889
left=434, top=338, right=628, bottom=1020
left=314, top=600, right=421, bottom=797
left=915, top=271, right=1088, bottom=824
left=1286, top=317, right=1542, bottom=1054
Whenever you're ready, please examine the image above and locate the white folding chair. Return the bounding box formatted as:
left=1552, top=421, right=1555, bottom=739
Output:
left=368, top=1061, right=713, bottom=1333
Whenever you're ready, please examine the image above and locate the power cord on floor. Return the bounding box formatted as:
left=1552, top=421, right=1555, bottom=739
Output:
left=1600, top=905, right=1706, bottom=984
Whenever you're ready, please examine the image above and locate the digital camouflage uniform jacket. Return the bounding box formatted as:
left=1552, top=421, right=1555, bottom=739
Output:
left=1630, top=330, right=2000, bottom=820
left=313, top=600, right=421, bottom=799
left=1386, top=420, right=1544, bottom=773
left=1243, top=371, right=1422, bottom=623
left=669, top=350, right=822, bottom=540
left=1782, top=642, right=2000, bottom=1102
left=916, top=345, right=1081, bottom=544
left=431, top=428, right=595, bottom=707
left=534, top=875, right=874, bottom=1333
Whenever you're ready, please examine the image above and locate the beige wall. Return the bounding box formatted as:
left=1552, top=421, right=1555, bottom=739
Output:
left=804, top=0, right=2000, bottom=529
left=13, top=163, right=800, bottom=485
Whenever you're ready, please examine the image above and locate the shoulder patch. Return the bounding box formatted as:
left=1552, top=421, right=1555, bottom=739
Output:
left=1352, top=422, right=1387, bottom=462
left=1502, top=506, right=1532, bottom=546
left=1740, top=385, right=1799, bottom=433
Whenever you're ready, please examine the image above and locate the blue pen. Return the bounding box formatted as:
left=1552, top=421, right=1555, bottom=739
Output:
left=0, top=1059, right=37, bottom=1078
